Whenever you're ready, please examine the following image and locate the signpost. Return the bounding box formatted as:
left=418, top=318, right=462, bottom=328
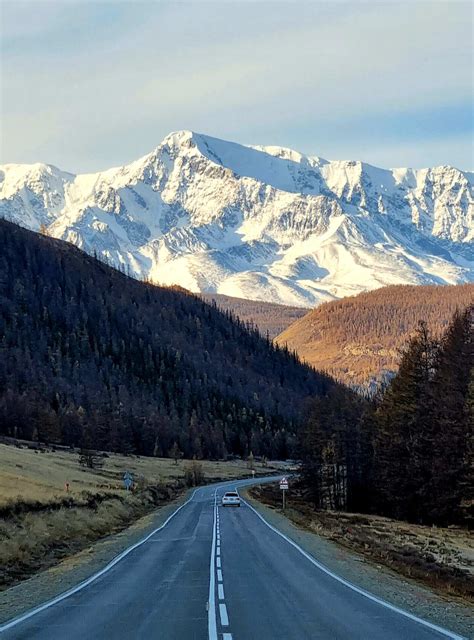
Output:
left=279, top=476, right=289, bottom=510
left=123, top=471, right=133, bottom=491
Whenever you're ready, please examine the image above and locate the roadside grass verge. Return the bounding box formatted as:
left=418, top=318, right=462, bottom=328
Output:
left=0, top=483, right=185, bottom=589
left=249, top=485, right=474, bottom=602
left=0, top=440, right=278, bottom=589
left=0, top=441, right=264, bottom=506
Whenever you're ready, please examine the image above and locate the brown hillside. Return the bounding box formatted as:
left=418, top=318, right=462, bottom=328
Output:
left=201, top=293, right=308, bottom=339
left=275, top=284, right=474, bottom=388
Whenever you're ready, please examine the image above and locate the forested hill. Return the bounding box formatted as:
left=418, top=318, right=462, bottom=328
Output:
left=201, top=293, right=308, bottom=339
left=0, top=220, right=333, bottom=459
left=276, top=283, right=474, bottom=389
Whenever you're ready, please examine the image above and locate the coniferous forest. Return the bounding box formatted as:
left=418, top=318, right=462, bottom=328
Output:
left=0, top=220, right=334, bottom=460
left=300, top=306, right=473, bottom=526
left=1, top=219, right=471, bottom=527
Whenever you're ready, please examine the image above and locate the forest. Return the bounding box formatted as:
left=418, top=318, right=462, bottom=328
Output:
left=277, top=283, right=474, bottom=389
left=201, top=293, right=307, bottom=339
left=300, top=305, right=473, bottom=526
left=0, top=220, right=335, bottom=460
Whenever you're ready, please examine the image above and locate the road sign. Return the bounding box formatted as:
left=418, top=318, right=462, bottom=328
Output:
left=280, top=477, right=289, bottom=510
left=123, top=471, right=134, bottom=491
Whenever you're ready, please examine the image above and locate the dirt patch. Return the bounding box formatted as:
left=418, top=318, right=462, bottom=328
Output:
left=250, top=484, right=474, bottom=602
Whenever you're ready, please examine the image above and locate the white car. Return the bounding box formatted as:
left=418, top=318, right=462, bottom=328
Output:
left=221, top=491, right=241, bottom=507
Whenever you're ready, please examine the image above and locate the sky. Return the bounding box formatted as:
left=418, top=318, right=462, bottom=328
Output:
left=1, top=0, right=472, bottom=173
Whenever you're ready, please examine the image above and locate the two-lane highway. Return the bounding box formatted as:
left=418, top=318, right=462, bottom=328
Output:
left=0, top=478, right=465, bottom=640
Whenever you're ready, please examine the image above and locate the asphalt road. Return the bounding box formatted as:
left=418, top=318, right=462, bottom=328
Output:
left=0, top=478, right=465, bottom=640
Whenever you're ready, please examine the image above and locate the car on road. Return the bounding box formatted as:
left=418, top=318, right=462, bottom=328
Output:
left=221, top=491, right=241, bottom=507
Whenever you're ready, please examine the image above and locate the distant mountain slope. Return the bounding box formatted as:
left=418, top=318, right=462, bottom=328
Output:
left=275, top=284, right=474, bottom=389
left=0, top=220, right=334, bottom=459
left=201, top=293, right=308, bottom=339
left=1, top=130, right=472, bottom=307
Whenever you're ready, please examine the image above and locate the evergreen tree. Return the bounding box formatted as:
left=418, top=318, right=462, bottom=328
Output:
left=426, top=307, right=473, bottom=523
left=374, top=322, right=437, bottom=522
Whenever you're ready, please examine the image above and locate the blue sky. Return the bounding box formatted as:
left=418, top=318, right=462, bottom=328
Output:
left=1, top=1, right=472, bottom=172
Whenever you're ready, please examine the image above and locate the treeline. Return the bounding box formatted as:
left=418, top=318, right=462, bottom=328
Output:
left=201, top=293, right=307, bottom=339
left=0, top=220, right=334, bottom=460
left=300, top=305, right=473, bottom=526
left=277, top=283, right=474, bottom=388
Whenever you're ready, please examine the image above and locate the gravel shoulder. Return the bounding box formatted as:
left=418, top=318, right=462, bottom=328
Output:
left=243, top=489, right=473, bottom=640
left=0, top=488, right=194, bottom=625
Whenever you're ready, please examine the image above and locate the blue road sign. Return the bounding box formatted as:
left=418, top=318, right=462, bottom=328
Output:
left=123, top=471, right=133, bottom=490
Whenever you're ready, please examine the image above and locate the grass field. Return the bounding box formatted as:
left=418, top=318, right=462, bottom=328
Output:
left=0, top=442, right=267, bottom=506
left=0, top=441, right=276, bottom=588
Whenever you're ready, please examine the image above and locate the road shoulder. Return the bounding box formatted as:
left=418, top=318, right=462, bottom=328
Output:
left=243, top=489, right=473, bottom=640
left=0, top=488, right=195, bottom=625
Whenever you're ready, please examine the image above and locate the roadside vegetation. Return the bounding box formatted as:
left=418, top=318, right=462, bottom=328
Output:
left=300, top=305, right=473, bottom=527
left=248, top=306, right=473, bottom=600
left=0, top=442, right=271, bottom=588
left=250, top=484, right=473, bottom=601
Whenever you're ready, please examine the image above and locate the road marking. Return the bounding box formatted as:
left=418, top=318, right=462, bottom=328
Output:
left=216, top=557, right=221, bottom=568
left=0, top=487, right=201, bottom=634
left=217, top=569, right=223, bottom=582
left=219, top=603, right=229, bottom=626
left=242, top=498, right=466, bottom=640
left=207, top=490, right=218, bottom=640
left=218, top=584, right=225, bottom=600
left=216, top=547, right=220, bottom=556
left=222, top=635, right=233, bottom=640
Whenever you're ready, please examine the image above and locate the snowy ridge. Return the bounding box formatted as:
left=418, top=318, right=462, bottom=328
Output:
left=0, top=130, right=472, bottom=307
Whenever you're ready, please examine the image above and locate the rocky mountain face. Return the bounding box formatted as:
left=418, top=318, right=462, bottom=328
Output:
left=1, top=130, right=472, bottom=307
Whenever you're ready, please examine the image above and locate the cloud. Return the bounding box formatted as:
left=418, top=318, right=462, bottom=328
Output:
left=1, top=1, right=472, bottom=171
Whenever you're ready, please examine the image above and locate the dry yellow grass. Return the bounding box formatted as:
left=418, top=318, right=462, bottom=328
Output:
left=0, top=442, right=274, bottom=587
left=0, top=443, right=261, bottom=506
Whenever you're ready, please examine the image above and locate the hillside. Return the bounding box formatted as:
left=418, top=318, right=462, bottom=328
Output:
left=1, top=130, right=472, bottom=307
left=201, top=293, right=308, bottom=339
left=276, top=284, right=474, bottom=388
left=0, top=220, right=334, bottom=460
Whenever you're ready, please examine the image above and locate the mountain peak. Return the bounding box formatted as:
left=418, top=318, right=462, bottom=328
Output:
left=1, top=133, right=472, bottom=307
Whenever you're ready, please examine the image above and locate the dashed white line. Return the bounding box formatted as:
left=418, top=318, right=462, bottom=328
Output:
left=218, top=584, right=225, bottom=600
left=216, top=557, right=221, bottom=568
left=216, top=547, right=220, bottom=556
left=219, top=603, right=229, bottom=626
left=217, top=569, right=223, bottom=582
left=222, top=634, right=233, bottom=640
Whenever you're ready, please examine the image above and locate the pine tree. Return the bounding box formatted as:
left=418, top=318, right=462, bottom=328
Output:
left=427, top=307, right=473, bottom=523
left=374, top=322, right=437, bottom=522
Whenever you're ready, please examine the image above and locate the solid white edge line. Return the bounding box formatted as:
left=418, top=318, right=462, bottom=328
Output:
left=242, top=499, right=466, bottom=640
left=219, top=603, right=229, bottom=626
left=0, top=487, right=200, bottom=634
left=218, top=584, right=225, bottom=600
left=207, top=489, right=218, bottom=640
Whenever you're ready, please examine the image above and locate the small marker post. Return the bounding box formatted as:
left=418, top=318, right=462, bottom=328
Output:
left=279, top=477, right=289, bottom=510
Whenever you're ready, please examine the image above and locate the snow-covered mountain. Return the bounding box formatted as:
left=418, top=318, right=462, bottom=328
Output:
left=1, top=130, right=472, bottom=307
